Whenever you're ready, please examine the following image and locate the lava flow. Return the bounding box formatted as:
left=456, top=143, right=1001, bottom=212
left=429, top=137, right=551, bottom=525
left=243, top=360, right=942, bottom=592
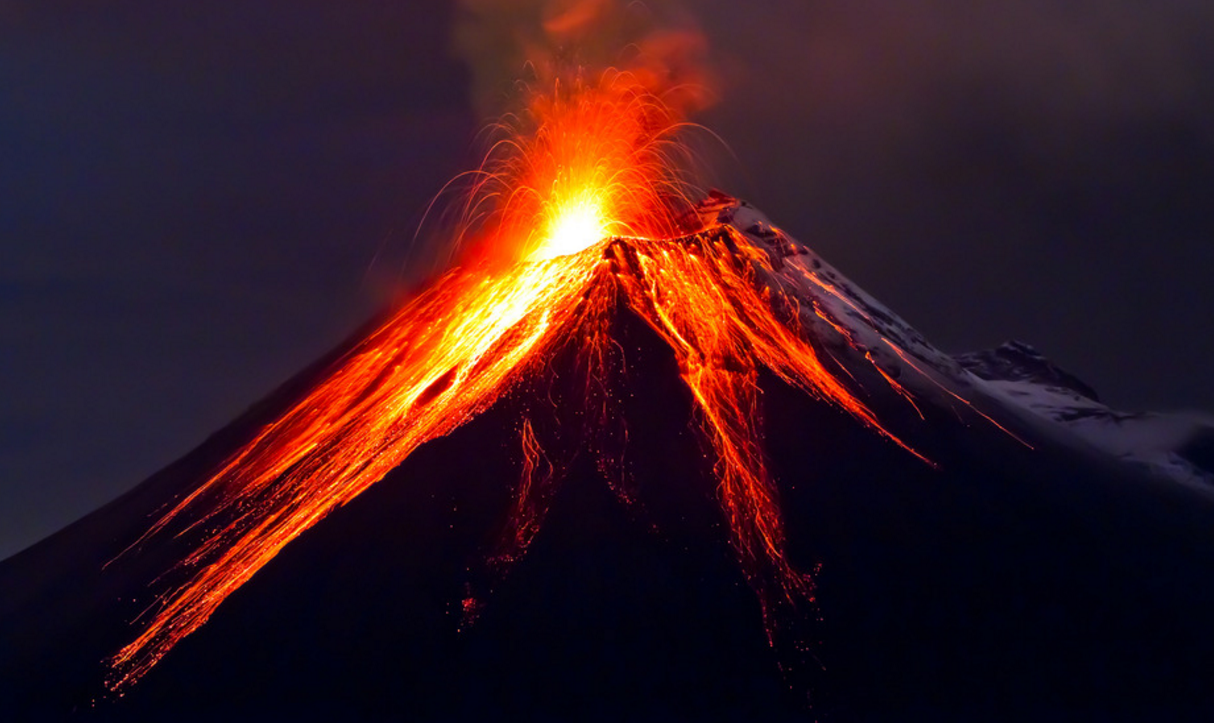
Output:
left=107, top=70, right=931, bottom=693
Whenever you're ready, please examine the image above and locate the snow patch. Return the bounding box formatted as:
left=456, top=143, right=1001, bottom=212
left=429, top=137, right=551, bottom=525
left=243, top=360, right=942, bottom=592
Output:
left=704, top=193, right=1214, bottom=490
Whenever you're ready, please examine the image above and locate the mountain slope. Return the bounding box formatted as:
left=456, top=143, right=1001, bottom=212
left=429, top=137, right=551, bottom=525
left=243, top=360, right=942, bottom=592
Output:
left=3, top=196, right=1214, bottom=721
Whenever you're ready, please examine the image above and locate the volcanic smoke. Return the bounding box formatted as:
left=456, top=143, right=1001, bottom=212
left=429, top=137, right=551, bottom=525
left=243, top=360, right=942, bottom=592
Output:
left=104, top=37, right=966, bottom=697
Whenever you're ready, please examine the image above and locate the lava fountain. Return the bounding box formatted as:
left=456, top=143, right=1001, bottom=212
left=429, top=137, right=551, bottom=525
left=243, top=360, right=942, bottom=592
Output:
left=106, top=69, right=930, bottom=695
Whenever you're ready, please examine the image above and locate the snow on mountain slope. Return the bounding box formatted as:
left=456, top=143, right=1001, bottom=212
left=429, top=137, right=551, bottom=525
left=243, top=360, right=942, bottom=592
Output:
left=702, top=193, right=971, bottom=392
left=958, top=341, right=1214, bottom=486
left=706, top=193, right=1214, bottom=488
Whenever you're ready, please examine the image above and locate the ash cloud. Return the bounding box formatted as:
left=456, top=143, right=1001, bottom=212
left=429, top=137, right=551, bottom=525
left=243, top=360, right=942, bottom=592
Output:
left=452, top=0, right=716, bottom=119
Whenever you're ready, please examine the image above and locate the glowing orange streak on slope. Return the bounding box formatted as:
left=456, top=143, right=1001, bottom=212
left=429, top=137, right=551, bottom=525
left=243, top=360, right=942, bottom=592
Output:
left=108, top=252, right=606, bottom=690
left=806, top=297, right=926, bottom=420
left=611, top=229, right=929, bottom=623
left=461, top=416, right=564, bottom=630
left=492, top=417, right=562, bottom=573
left=884, top=342, right=1034, bottom=449
left=623, top=232, right=928, bottom=461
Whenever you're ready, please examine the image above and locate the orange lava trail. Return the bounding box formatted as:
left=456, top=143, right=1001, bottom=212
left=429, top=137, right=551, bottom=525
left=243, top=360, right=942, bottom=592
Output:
left=461, top=416, right=563, bottom=631
left=885, top=342, right=1034, bottom=449
left=490, top=418, right=562, bottom=578
left=108, top=253, right=605, bottom=691
left=611, top=228, right=932, bottom=633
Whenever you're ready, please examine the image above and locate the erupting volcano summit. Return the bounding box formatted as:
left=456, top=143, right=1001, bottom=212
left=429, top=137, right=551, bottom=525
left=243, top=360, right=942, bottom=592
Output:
left=4, top=67, right=1214, bottom=722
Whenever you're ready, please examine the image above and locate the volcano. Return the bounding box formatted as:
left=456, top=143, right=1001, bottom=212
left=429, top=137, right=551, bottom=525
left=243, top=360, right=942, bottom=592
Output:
left=4, top=192, right=1214, bottom=721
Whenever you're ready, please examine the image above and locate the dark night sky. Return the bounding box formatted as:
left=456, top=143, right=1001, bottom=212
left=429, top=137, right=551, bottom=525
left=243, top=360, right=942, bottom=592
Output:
left=3, top=0, right=1214, bottom=559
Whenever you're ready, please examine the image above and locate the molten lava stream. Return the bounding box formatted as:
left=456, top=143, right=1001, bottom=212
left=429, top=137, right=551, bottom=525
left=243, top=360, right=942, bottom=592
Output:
left=108, top=251, right=607, bottom=690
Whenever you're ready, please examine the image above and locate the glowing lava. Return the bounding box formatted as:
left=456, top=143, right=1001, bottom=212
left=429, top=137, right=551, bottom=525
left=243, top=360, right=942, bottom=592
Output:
left=537, top=192, right=608, bottom=260
left=466, top=71, right=694, bottom=265
left=107, top=72, right=937, bottom=694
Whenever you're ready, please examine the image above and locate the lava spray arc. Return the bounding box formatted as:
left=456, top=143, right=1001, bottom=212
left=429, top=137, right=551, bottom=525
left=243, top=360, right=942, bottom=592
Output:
left=106, top=69, right=937, bottom=695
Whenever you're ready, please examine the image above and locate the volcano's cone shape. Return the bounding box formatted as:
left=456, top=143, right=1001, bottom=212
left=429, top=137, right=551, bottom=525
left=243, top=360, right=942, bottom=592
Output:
left=4, top=195, right=1214, bottom=721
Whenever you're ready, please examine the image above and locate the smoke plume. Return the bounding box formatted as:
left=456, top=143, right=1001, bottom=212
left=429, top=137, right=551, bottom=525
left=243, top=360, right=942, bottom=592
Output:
left=452, top=0, right=716, bottom=119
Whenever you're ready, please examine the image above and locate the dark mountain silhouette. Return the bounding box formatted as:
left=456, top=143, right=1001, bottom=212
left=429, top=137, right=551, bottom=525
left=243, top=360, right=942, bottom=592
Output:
left=4, top=198, right=1214, bottom=722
